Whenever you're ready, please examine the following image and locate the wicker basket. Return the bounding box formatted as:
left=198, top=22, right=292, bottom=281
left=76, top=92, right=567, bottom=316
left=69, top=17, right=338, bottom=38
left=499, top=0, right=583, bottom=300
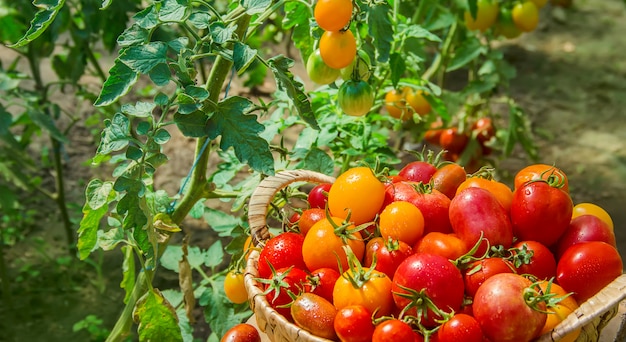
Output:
left=244, top=170, right=626, bottom=342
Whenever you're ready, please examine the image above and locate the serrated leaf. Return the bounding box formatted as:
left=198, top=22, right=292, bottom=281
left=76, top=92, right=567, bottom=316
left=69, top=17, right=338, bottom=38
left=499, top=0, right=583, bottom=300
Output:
left=207, top=96, right=274, bottom=175
left=86, top=179, right=114, bottom=210
left=134, top=5, right=158, bottom=29
left=233, top=42, right=257, bottom=75
left=134, top=289, right=183, bottom=342
left=97, top=113, right=131, bottom=155
left=120, top=42, right=168, bottom=74
left=77, top=202, right=109, bottom=260
left=242, top=0, right=271, bottom=15
left=204, top=240, right=224, bottom=268
left=203, top=285, right=251, bottom=337
left=98, top=226, right=125, bottom=251
left=210, top=23, right=236, bottom=44
left=189, top=199, right=205, bottom=219
left=296, top=148, right=334, bottom=175
left=403, top=24, right=441, bottom=42
left=188, top=12, right=210, bottom=29
left=153, top=128, right=171, bottom=144
left=448, top=37, right=486, bottom=72
left=27, top=109, right=69, bottom=143
left=283, top=2, right=313, bottom=59
left=95, top=59, right=139, bottom=106
left=158, top=0, right=189, bottom=22
left=389, top=53, right=406, bottom=89
left=161, top=245, right=183, bottom=272
left=121, top=245, right=136, bottom=304
left=149, top=63, right=171, bottom=86
left=203, top=208, right=241, bottom=237
left=10, top=0, right=66, bottom=48
left=268, top=56, right=318, bottom=130
left=174, top=111, right=209, bottom=137
left=368, top=4, right=393, bottom=63
left=121, top=101, right=156, bottom=118
left=168, top=37, right=189, bottom=54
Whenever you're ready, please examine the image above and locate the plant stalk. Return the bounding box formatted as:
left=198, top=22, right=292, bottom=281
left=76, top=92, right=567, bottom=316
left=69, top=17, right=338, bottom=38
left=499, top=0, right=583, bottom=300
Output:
left=0, top=235, right=15, bottom=341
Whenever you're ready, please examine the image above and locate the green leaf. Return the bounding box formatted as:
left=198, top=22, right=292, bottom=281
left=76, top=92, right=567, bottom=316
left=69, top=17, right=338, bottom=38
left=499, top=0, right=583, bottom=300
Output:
left=158, top=0, right=189, bottom=22
left=120, top=42, right=168, bottom=74
left=126, top=145, right=143, bottom=160
left=160, top=245, right=182, bottom=272
left=85, top=179, right=114, bottom=210
left=77, top=202, right=109, bottom=260
left=202, top=285, right=251, bottom=337
left=283, top=2, right=313, bottom=59
left=204, top=241, right=224, bottom=268
left=188, top=12, right=210, bottom=29
left=134, top=5, right=158, bottom=29
left=448, top=37, right=486, bottom=72
left=26, top=109, right=69, bottom=143
left=9, top=0, right=66, bottom=48
left=134, top=289, right=183, bottom=342
left=174, top=111, right=209, bottom=137
left=268, top=56, right=318, bottom=130
left=121, top=245, right=136, bottom=304
left=149, top=63, right=171, bottom=86
left=467, top=0, right=478, bottom=19
left=233, top=42, right=257, bottom=75
left=296, top=148, right=334, bottom=175
left=98, top=226, right=125, bottom=251
left=389, top=53, right=406, bottom=89
left=96, top=113, right=131, bottom=155
left=154, top=128, right=171, bottom=144
left=403, top=24, right=441, bottom=42
left=210, top=23, right=236, bottom=44
left=95, top=59, right=139, bottom=106
left=207, top=96, right=274, bottom=175
left=368, top=4, right=393, bottom=63
left=121, top=101, right=156, bottom=118
left=242, top=0, right=271, bottom=15
left=203, top=208, right=241, bottom=237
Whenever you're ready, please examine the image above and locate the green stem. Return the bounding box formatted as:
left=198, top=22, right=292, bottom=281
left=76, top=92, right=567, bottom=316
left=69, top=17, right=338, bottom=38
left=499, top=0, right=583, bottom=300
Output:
left=422, top=21, right=458, bottom=84
left=0, top=235, right=14, bottom=341
left=105, top=12, right=253, bottom=342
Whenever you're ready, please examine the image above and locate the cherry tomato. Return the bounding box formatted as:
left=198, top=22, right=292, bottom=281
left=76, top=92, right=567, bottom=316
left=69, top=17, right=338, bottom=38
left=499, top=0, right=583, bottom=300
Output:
left=494, top=7, right=522, bottom=39
left=379, top=201, right=425, bottom=246
left=224, top=270, right=248, bottom=304
left=512, top=1, right=540, bottom=32
left=338, top=79, right=375, bottom=117
left=291, top=293, right=338, bottom=339
left=328, top=166, right=386, bottom=225
left=297, top=208, right=326, bottom=236
left=265, top=266, right=310, bottom=320
left=319, top=30, right=357, bottom=70
left=437, top=313, right=485, bottom=342
left=334, top=267, right=394, bottom=318
left=307, top=183, right=332, bottom=209
left=431, top=163, right=467, bottom=199
left=384, top=89, right=410, bottom=120
left=314, top=0, right=352, bottom=31
left=364, top=237, right=413, bottom=280
left=464, top=0, right=499, bottom=32
left=302, top=216, right=365, bottom=273
left=540, top=303, right=580, bottom=342
left=473, top=273, right=547, bottom=342
left=257, top=232, right=307, bottom=279
left=306, top=49, right=340, bottom=85
left=386, top=182, right=453, bottom=235
left=554, top=214, right=616, bottom=259
left=221, top=323, right=261, bottom=342
left=398, top=161, right=438, bottom=184
left=414, top=232, right=468, bottom=261
left=510, top=180, right=573, bottom=247
left=372, top=319, right=417, bottom=342
left=308, top=267, right=341, bottom=303
left=556, top=241, right=623, bottom=303
left=511, top=240, right=556, bottom=280
left=463, top=257, right=516, bottom=297
left=341, top=50, right=371, bottom=81
left=514, top=163, right=569, bottom=193
left=456, top=176, right=513, bottom=213
left=404, top=88, right=431, bottom=116
left=334, top=305, right=376, bottom=342
left=572, top=202, right=614, bottom=231
left=392, top=253, right=465, bottom=327
left=439, top=128, right=469, bottom=155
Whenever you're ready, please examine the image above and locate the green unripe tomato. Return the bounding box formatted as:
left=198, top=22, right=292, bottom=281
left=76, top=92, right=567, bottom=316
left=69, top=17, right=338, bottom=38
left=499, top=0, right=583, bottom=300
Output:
left=307, top=49, right=340, bottom=85
left=337, top=80, right=374, bottom=117
left=340, top=50, right=372, bottom=81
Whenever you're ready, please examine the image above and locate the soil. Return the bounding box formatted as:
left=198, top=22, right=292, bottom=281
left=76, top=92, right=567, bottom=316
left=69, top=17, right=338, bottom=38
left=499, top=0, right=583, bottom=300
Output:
left=2, top=0, right=626, bottom=341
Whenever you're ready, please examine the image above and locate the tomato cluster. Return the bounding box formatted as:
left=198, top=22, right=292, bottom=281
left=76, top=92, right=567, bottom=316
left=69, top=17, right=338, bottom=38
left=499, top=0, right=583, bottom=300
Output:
left=246, top=161, right=622, bottom=342
left=464, top=0, right=546, bottom=39
left=384, top=87, right=432, bottom=121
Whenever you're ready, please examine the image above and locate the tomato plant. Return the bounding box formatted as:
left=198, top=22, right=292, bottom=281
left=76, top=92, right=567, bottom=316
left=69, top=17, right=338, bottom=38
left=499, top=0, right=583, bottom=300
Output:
left=338, top=80, right=375, bottom=117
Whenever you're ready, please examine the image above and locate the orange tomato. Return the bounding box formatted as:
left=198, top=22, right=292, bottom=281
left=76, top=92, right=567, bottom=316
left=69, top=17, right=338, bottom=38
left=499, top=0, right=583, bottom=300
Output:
left=572, top=202, right=614, bottom=231
left=456, top=177, right=513, bottom=213
left=328, top=167, right=386, bottom=225
left=314, top=0, right=352, bottom=32
left=319, top=30, right=357, bottom=70
left=414, top=232, right=468, bottom=260
left=404, top=87, right=431, bottom=116
left=464, top=0, right=499, bottom=32
left=384, top=89, right=409, bottom=120
left=333, top=268, right=394, bottom=318
left=512, top=1, right=540, bottom=32
left=378, top=201, right=425, bottom=246
left=224, top=270, right=248, bottom=304
left=302, top=216, right=365, bottom=273
left=298, top=208, right=326, bottom=236
left=514, top=164, right=569, bottom=193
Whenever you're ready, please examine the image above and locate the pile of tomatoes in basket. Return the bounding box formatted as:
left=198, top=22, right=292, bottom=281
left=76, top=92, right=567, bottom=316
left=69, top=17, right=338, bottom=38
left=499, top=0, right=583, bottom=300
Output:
left=249, top=159, right=622, bottom=342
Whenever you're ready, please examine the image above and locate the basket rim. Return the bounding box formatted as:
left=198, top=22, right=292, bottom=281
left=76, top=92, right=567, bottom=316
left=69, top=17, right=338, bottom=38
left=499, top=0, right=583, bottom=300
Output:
left=244, top=169, right=626, bottom=342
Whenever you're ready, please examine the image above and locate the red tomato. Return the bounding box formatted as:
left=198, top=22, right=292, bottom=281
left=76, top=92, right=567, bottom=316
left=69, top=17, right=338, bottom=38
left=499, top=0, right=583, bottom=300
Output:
left=463, top=257, right=516, bottom=297
left=385, top=181, right=453, bottom=234
left=556, top=241, right=623, bottom=303
left=437, top=313, right=484, bottom=342
left=449, top=187, right=513, bottom=256
left=456, top=177, right=513, bottom=213
left=257, top=232, right=307, bottom=279
left=514, top=164, right=569, bottom=193
left=334, top=305, right=375, bottom=342
left=265, top=266, right=310, bottom=320
left=414, top=232, right=468, bottom=261
left=372, top=319, right=418, bottom=342
left=398, top=161, right=438, bottom=184
left=392, top=253, right=465, bottom=327
left=511, top=240, right=556, bottom=280
left=472, top=117, right=495, bottom=144
left=431, top=163, right=467, bottom=199
left=297, top=208, right=326, bottom=236
left=308, top=267, right=341, bottom=303
left=307, top=183, right=332, bottom=209
left=510, top=180, right=573, bottom=246
left=439, top=128, right=469, bottom=155
left=221, top=323, right=261, bottom=342
left=473, top=273, right=547, bottom=342
left=554, top=214, right=616, bottom=259
left=364, top=237, right=413, bottom=279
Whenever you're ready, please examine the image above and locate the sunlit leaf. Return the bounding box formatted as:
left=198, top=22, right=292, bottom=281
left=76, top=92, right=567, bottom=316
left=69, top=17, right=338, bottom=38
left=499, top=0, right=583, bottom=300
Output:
left=201, top=285, right=251, bottom=337
left=86, top=179, right=114, bottom=209
left=296, top=147, right=334, bottom=175
left=120, top=42, right=168, bottom=74
left=283, top=2, right=313, bottom=59
left=121, top=101, right=156, bottom=118
left=204, top=240, right=224, bottom=268
left=121, top=245, right=136, bottom=304
left=97, top=113, right=131, bottom=155
left=77, top=202, right=109, bottom=260
left=98, top=226, right=125, bottom=251
left=134, top=289, right=183, bottom=342
left=233, top=42, right=257, bottom=75
left=242, top=0, right=271, bottom=15
left=203, top=208, right=241, bottom=237
left=158, top=0, right=189, bottom=22
left=10, top=0, right=66, bottom=48
left=368, top=4, right=393, bottom=63
left=95, top=59, right=139, bottom=106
